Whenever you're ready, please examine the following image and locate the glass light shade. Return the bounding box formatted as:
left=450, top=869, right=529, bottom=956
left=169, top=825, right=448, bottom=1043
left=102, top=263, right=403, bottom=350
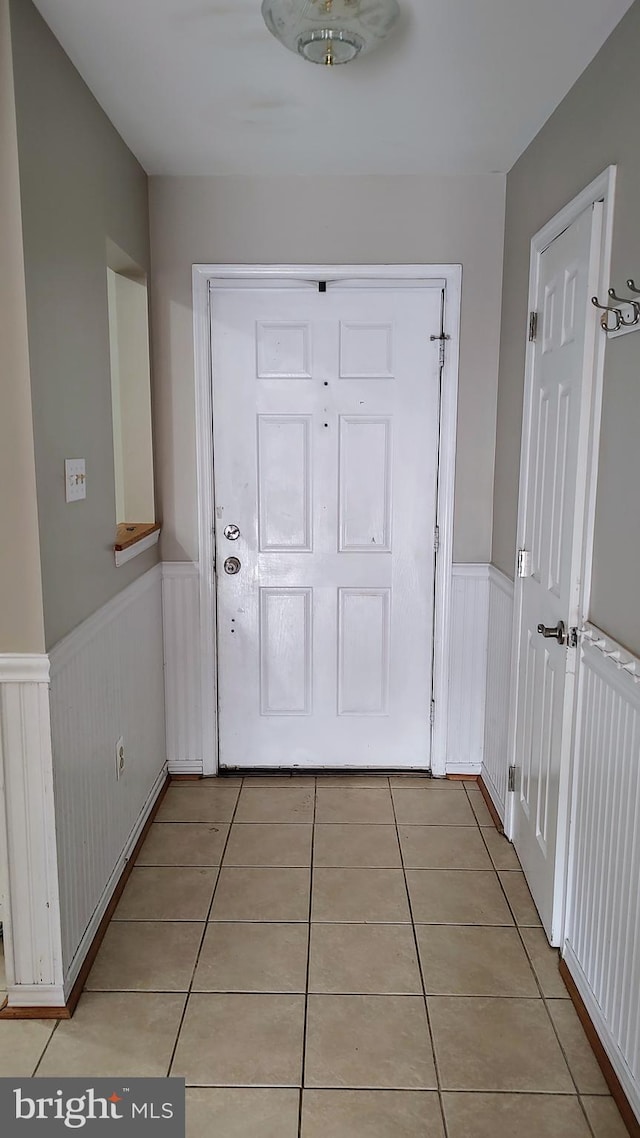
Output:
left=262, top=0, right=400, bottom=66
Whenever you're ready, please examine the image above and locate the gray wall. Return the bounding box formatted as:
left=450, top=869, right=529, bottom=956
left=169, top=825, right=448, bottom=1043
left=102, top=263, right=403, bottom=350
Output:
left=9, top=0, right=157, bottom=649
left=149, top=173, right=506, bottom=565
left=492, top=1, right=640, bottom=654
left=0, top=0, right=45, bottom=653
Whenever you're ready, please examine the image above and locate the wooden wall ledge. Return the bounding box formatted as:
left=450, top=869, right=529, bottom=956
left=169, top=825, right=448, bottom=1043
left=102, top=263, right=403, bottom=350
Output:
left=114, top=523, right=160, bottom=566
left=115, top=522, right=160, bottom=552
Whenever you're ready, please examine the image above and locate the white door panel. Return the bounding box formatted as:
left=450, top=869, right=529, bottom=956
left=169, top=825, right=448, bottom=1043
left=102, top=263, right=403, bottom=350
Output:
left=513, top=205, right=599, bottom=941
left=212, top=285, right=442, bottom=769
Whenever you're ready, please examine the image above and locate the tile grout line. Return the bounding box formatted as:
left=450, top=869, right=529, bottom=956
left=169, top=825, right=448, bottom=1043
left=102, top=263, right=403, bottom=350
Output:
left=473, top=796, right=600, bottom=1133
left=298, top=778, right=317, bottom=1138
left=31, top=1020, right=62, bottom=1077
left=511, top=917, right=601, bottom=1135
left=164, top=778, right=245, bottom=1080
left=32, top=782, right=246, bottom=1078
left=389, top=783, right=450, bottom=1138
left=26, top=776, right=606, bottom=1132
left=540, top=990, right=601, bottom=1137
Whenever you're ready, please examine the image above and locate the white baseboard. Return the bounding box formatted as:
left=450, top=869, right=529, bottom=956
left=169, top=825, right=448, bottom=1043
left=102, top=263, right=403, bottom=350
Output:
left=5, top=984, right=67, bottom=1009
left=446, top=762, right=482, bottom=777
left=162, top=563, right=203, bottom=776
left=63, top=765, right=168, bottom=998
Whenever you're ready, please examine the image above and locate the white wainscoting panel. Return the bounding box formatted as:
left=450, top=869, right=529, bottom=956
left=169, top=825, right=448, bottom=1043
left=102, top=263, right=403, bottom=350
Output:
left=446, top=565, right=491, bottom=776
left=162, top=561, right=502, bottom=780
left=482, top=567, right=514, bottom=821
left=49, top=566, right=166, bottom=990
left=162, top=563, right=203, bottom=775
left=564, top=629, right=640, bottom=1121
left=0, top=656, right=65, bottom=1006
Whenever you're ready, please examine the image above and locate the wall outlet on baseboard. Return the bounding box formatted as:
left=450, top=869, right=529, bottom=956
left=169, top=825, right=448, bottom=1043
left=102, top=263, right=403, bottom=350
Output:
left=115, top=737, right=125, bottom=780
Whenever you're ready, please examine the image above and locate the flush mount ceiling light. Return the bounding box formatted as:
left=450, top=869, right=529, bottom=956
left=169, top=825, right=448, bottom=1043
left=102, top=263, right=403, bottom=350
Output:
left=262, top=0, right=400, bottom=66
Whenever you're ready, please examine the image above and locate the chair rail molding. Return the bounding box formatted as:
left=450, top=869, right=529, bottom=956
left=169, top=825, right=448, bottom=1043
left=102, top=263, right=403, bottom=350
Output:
left=0, top=654, right=65, bottom=1006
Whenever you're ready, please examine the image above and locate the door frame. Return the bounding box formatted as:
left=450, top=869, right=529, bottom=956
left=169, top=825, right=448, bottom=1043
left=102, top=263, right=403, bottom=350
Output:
left=505, top=167, right=616, bottom=944
left=192, top=264, right=462, bottom=776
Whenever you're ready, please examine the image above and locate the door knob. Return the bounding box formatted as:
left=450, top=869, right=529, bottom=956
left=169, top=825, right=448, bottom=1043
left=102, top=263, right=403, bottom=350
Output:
left=224, top=524, right=240, bottom=541
left=537, top=620, right=566, bottom=645
left=224, top=556, right=241, bottom=575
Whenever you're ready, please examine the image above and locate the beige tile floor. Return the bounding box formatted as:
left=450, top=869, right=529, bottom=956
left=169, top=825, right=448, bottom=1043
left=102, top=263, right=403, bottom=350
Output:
left=0, top=776, right=630, bottom=1137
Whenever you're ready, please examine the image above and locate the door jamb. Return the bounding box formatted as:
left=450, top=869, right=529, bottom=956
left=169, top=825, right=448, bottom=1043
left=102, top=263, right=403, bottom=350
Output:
left=192, top=264, right=461, bottom=777
left=505, top=167, right=616, bottom=944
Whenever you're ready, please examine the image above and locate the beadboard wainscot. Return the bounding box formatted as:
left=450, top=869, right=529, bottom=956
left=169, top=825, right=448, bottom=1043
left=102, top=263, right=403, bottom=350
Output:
left=162, top=561, right=203, bottom=775
left=481, top=566, right=514, bottom=821
left=563, top=625, right=640, bottom=1125
left=445, top=564, right=491, bottom=776
left=161, top=560, right=508, bottom=782
left=49, top=564, right=166, bottom=995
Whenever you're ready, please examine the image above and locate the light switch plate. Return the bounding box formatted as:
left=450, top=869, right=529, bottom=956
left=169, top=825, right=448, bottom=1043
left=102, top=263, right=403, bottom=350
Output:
left=65, top=459, right=86, bottom=502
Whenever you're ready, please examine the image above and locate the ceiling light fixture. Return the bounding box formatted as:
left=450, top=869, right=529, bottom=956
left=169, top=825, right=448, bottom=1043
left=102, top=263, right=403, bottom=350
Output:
left=261, top=0, right=400, bottom=67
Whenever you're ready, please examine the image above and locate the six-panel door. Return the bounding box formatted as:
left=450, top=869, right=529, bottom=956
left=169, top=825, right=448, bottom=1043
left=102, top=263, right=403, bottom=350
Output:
left=512, top=206, right=597, bottom=940
left=212, top=283, right=442, bottom=769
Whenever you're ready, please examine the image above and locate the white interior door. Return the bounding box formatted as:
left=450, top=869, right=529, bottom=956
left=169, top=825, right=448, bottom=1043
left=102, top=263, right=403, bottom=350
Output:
left=211, top=282, right=443, bottom=770
left=511, top=204, right=601, bottom=943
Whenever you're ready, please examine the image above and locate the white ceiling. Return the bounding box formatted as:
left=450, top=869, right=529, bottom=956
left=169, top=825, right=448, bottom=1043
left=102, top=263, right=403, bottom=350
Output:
left=32, top=0, right=632, bottom=177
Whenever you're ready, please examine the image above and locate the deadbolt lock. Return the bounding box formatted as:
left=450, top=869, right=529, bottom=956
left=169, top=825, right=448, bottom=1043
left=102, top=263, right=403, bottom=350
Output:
left=224, top=524, right=240, bottom=541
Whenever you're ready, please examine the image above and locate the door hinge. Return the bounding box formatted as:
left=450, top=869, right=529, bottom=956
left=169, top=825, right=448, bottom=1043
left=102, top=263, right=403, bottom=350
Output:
left=508, top=765, right=516, bottom=793
left=528, top=311, right=538, bottom=342
left=434, top=525, right=440, bottom=553
left=517, top=549, right=532, bottom=578
left=430, top=700, right=435, bottom=726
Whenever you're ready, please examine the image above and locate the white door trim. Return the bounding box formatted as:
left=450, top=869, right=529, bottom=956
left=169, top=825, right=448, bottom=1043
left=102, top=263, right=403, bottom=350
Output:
left=0, top=655, right=66, bottom=1006
left=193, top=264, right=462, bottom=777
left=505, top=168, right=616, bottom=943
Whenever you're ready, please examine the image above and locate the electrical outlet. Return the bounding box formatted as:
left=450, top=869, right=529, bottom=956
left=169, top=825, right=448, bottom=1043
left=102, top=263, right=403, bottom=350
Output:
left=65, top=459, right=86, bottom=502
left=115, top=736, right=125, bottom=780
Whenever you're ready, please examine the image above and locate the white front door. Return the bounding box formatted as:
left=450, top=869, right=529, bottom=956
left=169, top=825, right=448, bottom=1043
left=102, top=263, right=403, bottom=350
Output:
left=211, top=282, right=443, bottom=770
left=511, top=204, right=601, bottom=943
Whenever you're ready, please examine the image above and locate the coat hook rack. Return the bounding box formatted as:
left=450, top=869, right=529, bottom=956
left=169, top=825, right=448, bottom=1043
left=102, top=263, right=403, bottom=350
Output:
left=593, top=276, right=640, bottom=337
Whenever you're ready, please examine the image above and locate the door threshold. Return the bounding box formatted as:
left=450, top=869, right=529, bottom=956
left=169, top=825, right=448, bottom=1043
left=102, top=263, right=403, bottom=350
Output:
left=219, top=767, right=434, bottom=779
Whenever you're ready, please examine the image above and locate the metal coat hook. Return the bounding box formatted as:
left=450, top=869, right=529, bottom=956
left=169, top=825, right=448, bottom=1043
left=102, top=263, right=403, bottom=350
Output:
left=591, top=295, right=622, bottom=332
left=607, top=288, right=640, bottom=327
left=627, top=279, right=640, bottom=295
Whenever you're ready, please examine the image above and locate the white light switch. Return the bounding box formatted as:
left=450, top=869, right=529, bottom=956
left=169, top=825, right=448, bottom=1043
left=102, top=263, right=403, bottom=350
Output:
left=65, top=459, right=86, bottom=502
